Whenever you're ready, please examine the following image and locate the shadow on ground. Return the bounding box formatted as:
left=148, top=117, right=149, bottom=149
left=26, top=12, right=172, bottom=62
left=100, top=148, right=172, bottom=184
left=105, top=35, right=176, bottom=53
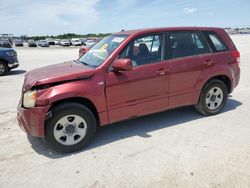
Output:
left=5, top=69, right=27, bottom=76
left=27, top=97, right=242, bottom=159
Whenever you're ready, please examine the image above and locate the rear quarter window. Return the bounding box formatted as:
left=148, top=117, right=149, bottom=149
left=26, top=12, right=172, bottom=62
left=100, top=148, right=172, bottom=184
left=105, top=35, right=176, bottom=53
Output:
left=203, top=31, right=228, bottom=52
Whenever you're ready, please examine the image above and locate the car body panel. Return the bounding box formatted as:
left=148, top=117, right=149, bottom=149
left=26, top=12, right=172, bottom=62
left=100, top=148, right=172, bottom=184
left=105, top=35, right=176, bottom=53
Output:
left=23, top=61, right=96, bottom=90
left=38, top=40, right=49, bottom=47
left=72, top=39, right=82, bottom=46
left=193, top=51, right=240, bottom=93
left=105, top=60, right=169, bottom=123
left=0, top=40, right=12, bottom=48
left=17, top=103, right=50, bottom=136
left=28, top=40, right=37, bottom=47
left=14, top=39, right=24, bottom=46
left=0, top=48, right=19, bottom=69
left=168, top=54, right=208, bottom=108
left=60, top=40, right=71, bottom=46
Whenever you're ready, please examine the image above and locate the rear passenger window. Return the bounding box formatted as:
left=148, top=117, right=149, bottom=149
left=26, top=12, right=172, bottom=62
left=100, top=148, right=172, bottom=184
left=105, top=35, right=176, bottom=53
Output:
left=169, top=31, right=209, bottom=59
left=207, top=33, right=227, bottom=51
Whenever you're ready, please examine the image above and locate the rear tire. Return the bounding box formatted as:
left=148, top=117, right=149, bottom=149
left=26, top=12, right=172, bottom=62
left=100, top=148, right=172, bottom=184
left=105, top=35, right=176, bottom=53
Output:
left=0, top=61, right=8, bottom=76
left=44, top=102, right=96, bottom=153
left=195, top=79, right=228, bottom=115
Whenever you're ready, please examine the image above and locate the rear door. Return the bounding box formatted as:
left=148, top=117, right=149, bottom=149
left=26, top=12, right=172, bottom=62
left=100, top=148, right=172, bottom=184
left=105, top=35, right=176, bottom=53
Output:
left=105, top=33, right=170, bottom=123
left=202, top=31, right=233, bottom=66
left=167, top=31, right=212, bottom=108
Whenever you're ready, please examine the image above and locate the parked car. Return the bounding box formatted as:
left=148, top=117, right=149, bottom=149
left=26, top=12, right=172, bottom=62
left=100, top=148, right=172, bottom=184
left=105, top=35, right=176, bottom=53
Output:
left=60, top=39, right=71, bottom=46
left=0, top=48, right=19, bottom=76
left=38, top=40, right=49, bottom=47
left=28, top=40, right=37, bottom=47
left=14, top=39, right=24, bottom=47
left=71, top=38, right=82, bottom=46
left=0, top=39, right=12, bottom=48
left=17, top=27, right=240, bottom=153
left=79, top=38, right=86, bottom=45
left=54, top=39, right=61, bottom=45
left=97, top=37, right=103, bottom=42
left=46, top=38, right=55, bottom=45
left=84, top=39, right=97, bottom=46
left=78, top=43, right=96, bottom=57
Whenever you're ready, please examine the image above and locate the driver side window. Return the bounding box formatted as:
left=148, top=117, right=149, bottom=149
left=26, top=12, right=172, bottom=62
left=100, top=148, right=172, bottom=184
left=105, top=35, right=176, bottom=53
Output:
left=119, top=34, right=163, bottom=67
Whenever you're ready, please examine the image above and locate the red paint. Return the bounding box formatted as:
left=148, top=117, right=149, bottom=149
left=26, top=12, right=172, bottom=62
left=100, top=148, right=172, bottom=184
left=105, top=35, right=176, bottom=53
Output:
left=17, top=102, right=50, bottom=136
left=112, top=59, right=132, bottom=71
left=79, top=47, right=90, bottom=57
left=17, top=27, right=240, bottom=137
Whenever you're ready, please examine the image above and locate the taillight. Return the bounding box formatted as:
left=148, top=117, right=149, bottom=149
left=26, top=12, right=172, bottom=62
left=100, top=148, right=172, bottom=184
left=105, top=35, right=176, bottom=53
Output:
left=232, top=50, right=240, bottom=64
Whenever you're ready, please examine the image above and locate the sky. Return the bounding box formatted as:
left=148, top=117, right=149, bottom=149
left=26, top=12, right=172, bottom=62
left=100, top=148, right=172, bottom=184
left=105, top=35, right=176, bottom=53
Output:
left=0, top=0, right=250, bottom=36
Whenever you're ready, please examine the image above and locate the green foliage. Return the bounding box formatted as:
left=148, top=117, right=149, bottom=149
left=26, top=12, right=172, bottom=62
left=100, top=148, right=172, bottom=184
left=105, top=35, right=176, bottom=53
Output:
left=29, top=33, right=111, bottom=40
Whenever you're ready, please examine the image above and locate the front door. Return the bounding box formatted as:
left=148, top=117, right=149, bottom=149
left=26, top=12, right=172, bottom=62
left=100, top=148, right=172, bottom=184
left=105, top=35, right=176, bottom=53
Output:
left=105, top=33, right=170, bottom=123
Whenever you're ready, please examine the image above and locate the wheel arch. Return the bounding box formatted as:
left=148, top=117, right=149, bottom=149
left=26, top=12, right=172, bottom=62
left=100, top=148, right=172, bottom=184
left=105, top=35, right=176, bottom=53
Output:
left=196, top=74, right=231, bottom=104
left=203, top=75, right=232, bottom=94
left=48, top=97, right=100, bottom=125
left=195, top=75, right=230, bottom=115
left=0, top=58, right=9, bottom=75
left=0, top=58, right=8, bottom=66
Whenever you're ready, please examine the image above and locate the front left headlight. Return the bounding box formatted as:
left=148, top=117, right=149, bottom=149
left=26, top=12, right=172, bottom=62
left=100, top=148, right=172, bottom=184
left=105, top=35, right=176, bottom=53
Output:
left=23, top=90, right=37, bottom=108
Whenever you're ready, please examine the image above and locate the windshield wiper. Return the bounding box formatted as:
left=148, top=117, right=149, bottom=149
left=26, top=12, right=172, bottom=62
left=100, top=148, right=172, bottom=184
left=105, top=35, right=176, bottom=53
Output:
left=74, top=59, right=88, bottom=65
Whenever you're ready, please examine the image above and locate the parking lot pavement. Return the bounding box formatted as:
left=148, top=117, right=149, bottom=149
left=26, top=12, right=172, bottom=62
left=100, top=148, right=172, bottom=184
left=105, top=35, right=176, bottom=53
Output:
left=0, top=35, right=250, bottom=188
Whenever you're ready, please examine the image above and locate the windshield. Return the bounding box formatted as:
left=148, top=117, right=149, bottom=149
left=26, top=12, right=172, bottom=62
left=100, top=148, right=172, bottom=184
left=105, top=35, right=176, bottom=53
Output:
left=78, top=35, right=128, bottom=67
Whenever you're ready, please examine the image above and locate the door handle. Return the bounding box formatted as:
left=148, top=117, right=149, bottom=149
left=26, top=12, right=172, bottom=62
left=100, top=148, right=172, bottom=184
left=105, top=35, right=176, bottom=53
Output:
left=204, top=60, right=215, bottom=66
left=156, top=69, right=167, bottom=76
left=158, top=71, right=165, bottom=76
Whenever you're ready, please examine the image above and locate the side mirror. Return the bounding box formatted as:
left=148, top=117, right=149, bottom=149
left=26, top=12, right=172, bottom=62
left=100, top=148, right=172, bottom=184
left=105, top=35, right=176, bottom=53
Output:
left=112, top=59, right=132, bottom=72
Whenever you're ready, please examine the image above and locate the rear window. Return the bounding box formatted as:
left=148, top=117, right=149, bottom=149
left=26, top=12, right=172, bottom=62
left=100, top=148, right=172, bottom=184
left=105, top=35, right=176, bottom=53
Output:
left=203, top=31, right=227, bottom=52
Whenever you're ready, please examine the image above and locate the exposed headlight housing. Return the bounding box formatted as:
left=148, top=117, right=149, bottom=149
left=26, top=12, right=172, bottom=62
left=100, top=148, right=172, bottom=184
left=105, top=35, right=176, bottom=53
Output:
left=23, top=90, right=37, bottom=108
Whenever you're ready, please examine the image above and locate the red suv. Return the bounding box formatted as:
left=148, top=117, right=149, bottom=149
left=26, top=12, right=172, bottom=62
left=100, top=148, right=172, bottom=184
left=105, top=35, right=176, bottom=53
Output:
left=17, top=27, right=240, bottom=153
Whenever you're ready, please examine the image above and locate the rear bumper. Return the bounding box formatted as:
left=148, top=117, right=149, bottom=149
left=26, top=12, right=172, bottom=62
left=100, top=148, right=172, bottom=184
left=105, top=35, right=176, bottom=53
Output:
left=235, top=67, right=240, bottom=88
left=232, top=66, right=240, bottom=92
left=17, top=103, right=50, bottom=137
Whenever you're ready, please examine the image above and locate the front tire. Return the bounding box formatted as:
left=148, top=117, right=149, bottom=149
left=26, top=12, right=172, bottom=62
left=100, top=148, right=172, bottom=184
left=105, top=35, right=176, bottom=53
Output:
left=44, top=102, right=96, bottom=153
left=0, top=61, right=8, bottom=76
left=195, top=79, right=228, bottom=115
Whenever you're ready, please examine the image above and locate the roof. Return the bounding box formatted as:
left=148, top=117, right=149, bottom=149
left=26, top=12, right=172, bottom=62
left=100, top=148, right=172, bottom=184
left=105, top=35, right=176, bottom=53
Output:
left=114, top=26, right=224, bottom=36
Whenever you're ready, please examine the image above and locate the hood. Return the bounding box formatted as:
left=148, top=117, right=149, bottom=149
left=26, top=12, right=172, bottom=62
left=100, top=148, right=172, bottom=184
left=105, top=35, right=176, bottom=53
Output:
left=24, top=61, right=96, bottom=91
left=0, top=47, right=14, bottom=52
